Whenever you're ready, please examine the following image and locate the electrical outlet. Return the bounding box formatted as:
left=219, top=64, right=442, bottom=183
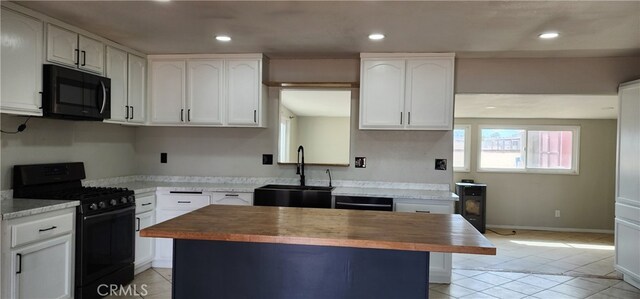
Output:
left=355, top=157, right=366, bottom=168
left=435, top=159, right=447, bottom=170
left=161, top=153, right=167, bottom=163
left=262, top=154, right=273, bottom=165
left=555, top=210, right=561, bottom=218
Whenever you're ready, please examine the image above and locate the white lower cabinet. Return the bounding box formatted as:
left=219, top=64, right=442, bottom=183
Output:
left=210, top=192, right=253, bottom=206
left=11, top=235, right=73, bottom=299
left=134, top=192, right=156, bottom=274
left=395, top=200, right=454, bottom=284
left=153, top=191, right=210, bottom=268
left=2, top=208, right=75, bottom=299
left=135, top=211, right=155, bottom=274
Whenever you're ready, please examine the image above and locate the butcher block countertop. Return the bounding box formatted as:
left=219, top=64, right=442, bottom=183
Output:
left=141, top=205, right=496, bottom=255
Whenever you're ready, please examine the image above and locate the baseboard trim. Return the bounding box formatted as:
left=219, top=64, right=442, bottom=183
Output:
left=487, top=224, right=614, bottom=234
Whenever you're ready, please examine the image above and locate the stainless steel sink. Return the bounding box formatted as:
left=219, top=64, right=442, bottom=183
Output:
left=253, top=184, right=334, bottom=208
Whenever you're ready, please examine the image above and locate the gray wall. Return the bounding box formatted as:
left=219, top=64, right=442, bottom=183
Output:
left=454, top=118, right=617, bottom=230
left=0, top=115, right=137, bottom=189
left=268, top=56, right=640, bottom=94
left=135, top=89, right=454, bottom=185
left=297, top=116, right=350, bottom=164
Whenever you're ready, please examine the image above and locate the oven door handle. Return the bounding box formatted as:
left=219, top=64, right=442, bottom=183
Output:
left=83, top=205, right=135, bottom=220
left=99, top=80, right=107, bottom=114
left=335, top=202, right=393, bottom=208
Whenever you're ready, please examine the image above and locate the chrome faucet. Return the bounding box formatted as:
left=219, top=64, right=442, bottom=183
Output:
left=296, top=145, right=305, bottom=186
left=326, top=169, right=332, bottom=187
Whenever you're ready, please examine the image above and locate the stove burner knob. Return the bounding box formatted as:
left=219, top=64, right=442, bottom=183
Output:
left=110, top=199, right=118, bottom=206
left=128, top=195, right=135, bottom=203
left=121, top=197, right=128, bottom=204
left=98, top=201, right=106, bottom=209
left=89, top=203, right=98, bottom=210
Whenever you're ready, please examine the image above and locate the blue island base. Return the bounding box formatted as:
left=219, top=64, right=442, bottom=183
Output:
left=172, top=240, right=430, bottom=299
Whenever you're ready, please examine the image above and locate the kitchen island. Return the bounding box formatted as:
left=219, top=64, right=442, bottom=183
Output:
left=141, top=205, right=495, bottom=299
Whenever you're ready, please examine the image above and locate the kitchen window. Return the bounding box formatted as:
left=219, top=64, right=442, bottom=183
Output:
left=478, top=125, right=580, bottom=174
left=453, top=125, right=471, bottom=172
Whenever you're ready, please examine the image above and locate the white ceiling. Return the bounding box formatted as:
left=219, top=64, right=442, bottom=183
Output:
left=281, top=89, right=351, bottom=117
left=455, top=94, right=619, bottom=119
left=15, top=0, right=640, bottom=58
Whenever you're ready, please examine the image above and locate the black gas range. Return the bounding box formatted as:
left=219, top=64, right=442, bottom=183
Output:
left=13, top=162, right=135, bottom=299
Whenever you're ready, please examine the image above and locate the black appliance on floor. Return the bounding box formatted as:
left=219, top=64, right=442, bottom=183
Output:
left=455, top=182, right=487, bottom=233
left=13, top=162, right=135, bottom=299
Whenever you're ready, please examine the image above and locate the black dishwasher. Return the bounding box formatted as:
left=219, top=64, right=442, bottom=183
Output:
left=334, top=196, right=393, bottom=211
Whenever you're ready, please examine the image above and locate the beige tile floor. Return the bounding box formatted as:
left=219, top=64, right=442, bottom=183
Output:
left=113, top=229, right=639, bottom=299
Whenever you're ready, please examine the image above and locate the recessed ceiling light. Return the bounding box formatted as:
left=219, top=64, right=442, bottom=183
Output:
left=485, top=106, right=497, bottom=109
left=215, top=35, right=231, bottom=42
left=538, top=32, right=559, bottom=39
left=368, top=33, right=385, bottom=40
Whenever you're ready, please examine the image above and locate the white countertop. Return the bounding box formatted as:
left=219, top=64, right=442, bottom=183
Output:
left=103, top=179, right=458, bottom=201
left=0, top=176, right=458, bottom=221
left=1, top=199, right=79, bottom=220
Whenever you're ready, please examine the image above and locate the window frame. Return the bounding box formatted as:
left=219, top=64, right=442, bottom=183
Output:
left=477, top=125, right=580, bottom=175
left=453, top=124, right=471, bottom=172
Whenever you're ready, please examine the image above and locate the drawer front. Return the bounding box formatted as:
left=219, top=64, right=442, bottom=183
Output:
left=136, top=194, right=156, bottom=213
left=394, top=202, right=451, bottom=214
left=156, top=194, right=210, bottom=210
left=616, top=202, right=640, bottom=225
left=12, top=212, right=74, bottom=248
left=210, top=192, right=253, bottom=206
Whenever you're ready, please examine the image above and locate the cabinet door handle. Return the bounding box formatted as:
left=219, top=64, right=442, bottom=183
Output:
left=141, top=203, right=152, bottom=206
left=408, top=112, right=411, bottom=125
left=16, top=253, right=22, bottom=274
left=39, top=226, right=57, bottom=232
left=130, top=106, right=134, bottom=120
left=74, top=49, right=80, bottom=65
left=254, top=110, right=257, bottom=123
left=125, top=105, right=130, bottom=119
left=400, top=112, right=403, bottom=125
left=177, top=201, right=192, bottom=204
left=188, top=109, right=191, bottom=122
left=224, top=194, right=239, bottom=197
left=170, top=191, right=202, bottom=194
left=416, top=210, right=431, bottom=213
left=180, top=109, right=184, bottom=122
left=81, top=50, right=87, bottom=66
left=136, top=217, right=141, bottom=232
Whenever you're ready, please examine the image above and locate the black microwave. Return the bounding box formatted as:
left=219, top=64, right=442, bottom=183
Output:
left=43, top=65, right=111, bottom=120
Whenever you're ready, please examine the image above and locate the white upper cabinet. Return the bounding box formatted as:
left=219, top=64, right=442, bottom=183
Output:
left=78, top=35, right=104, bottom=73
left=404, top=58, right=454, bottom=129
left=226, top=59, right=261, bottom=126
left=148, top=54, right=266, bottom=127
left=0, top=8, right=43, bottom=116
left=128, top=54, right=147, bottom=124
left=46, top=24, right=77, bottom=67
left=360, top=60, right=405, bottom=129
left=187, top=59, right=224, bottom=125
left=106, top=48, right=147, bottom=124
left=46, top=24, right=104, bottom=74
left=150, top=60, right=186, bottom=124
left=106, top=46, right=128, bottom=122
left=359, top=53, right=455, bottom=130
